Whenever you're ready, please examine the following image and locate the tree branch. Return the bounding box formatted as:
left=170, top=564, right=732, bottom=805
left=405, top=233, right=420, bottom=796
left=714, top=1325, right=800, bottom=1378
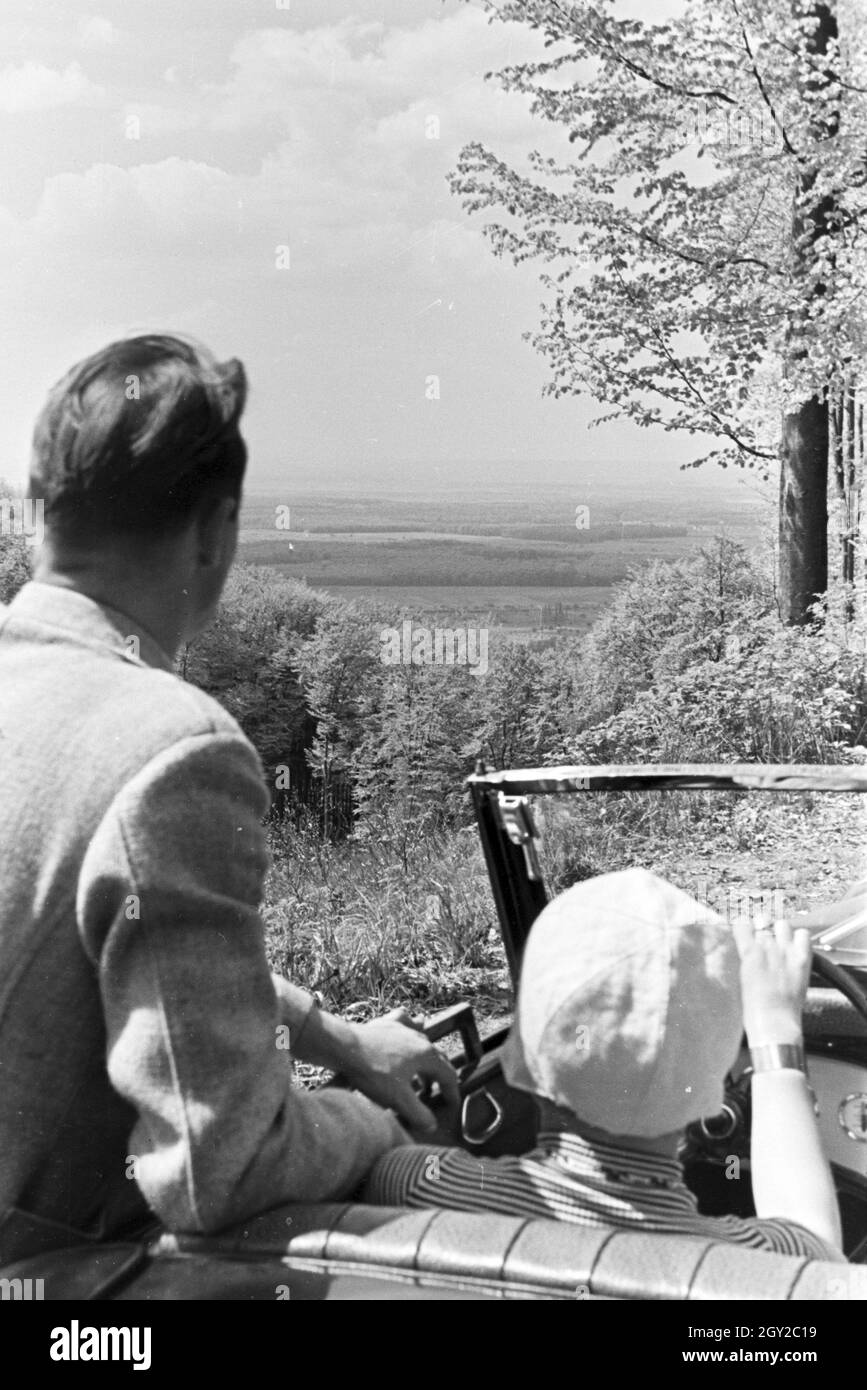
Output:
left=610, top=264, right=775, bottom=459
left=547, top=0, right=739, bottom=106
left=730, top=0, right=798, bottom=156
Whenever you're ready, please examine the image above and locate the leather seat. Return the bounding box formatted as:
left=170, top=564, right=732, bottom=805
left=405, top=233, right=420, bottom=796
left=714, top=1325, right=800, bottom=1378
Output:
left=6, top=1202, right=859, bottom=1301
left=225, top=1202, right=867, bottom=1300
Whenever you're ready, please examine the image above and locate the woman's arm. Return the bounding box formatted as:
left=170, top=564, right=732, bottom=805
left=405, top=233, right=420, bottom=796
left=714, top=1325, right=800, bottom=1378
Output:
left=733, top=915, right=843, bottom=1253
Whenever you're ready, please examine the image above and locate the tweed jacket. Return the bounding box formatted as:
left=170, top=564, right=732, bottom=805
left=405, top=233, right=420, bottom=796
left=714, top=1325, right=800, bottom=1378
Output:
left=0, top=581, right=404, bottom=1261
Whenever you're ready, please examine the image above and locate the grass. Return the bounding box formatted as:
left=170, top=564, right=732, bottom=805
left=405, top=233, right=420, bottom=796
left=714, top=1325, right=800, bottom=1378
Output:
left=262, top=813, right=510, bottom=1022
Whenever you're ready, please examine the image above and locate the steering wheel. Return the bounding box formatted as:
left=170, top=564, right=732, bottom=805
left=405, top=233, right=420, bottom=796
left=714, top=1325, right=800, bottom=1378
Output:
left=811, top=950, right=867, bottom=1018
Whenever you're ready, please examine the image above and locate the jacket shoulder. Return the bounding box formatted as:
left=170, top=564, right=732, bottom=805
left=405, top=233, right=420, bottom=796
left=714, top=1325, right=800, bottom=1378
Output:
left=84, top=658, right=262, bottom=780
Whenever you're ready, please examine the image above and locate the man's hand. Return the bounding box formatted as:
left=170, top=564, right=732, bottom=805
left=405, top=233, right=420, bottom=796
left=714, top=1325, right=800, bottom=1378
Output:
left=342, top=1008, right=461, bottom=1136
left=732, top=915, right=812, bottom=1046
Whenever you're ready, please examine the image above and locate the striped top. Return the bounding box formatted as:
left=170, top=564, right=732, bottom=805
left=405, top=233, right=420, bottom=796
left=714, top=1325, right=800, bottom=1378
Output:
left=365, top=1130, right=845, bottom=1263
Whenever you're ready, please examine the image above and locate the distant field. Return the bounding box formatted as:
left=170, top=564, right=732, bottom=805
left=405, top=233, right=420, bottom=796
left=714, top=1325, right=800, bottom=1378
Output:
left=237, top=533, right=703, bottom=588
left=237, top=481, right=766, bottom=631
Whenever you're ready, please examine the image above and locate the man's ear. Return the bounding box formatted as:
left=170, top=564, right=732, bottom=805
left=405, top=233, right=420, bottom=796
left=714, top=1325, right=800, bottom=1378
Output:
left=195, top=494, right=239, bottom=568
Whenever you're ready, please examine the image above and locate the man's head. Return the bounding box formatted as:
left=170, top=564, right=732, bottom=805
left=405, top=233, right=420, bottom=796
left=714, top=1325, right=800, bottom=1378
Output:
left=30, top=333, right=248, bottom=652
left=501, top=868, right=744, bottom=1141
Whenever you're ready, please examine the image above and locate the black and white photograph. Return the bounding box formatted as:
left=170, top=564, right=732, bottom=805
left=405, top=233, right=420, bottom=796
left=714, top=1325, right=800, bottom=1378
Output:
left=1, top=0, right=866, bottom=1351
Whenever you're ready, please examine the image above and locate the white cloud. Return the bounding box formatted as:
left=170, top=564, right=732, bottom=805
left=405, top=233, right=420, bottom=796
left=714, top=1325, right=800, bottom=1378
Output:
left=28, top=158, right=238, bottom=252
left=211, top=11, right=540, bottom=130
left=78, top=16, right=118, bottom=49
left=0, top=60, right=104, bottom=113
left=0, top=7, right=562, bottom=291
left=120, top=101, right=203, bottom=137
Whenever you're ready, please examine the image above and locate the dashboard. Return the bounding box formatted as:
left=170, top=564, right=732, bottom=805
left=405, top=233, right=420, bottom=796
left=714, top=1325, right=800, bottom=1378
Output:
left=810, top=1054, right=867, bottom=1178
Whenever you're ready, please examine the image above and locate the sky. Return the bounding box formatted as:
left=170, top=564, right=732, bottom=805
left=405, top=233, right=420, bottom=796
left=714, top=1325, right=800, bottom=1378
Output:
left=0, top=0, right=749, bottom=498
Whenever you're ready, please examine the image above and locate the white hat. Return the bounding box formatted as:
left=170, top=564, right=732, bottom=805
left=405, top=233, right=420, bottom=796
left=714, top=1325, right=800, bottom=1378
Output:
left=501, top=868, right=743, bottom=1137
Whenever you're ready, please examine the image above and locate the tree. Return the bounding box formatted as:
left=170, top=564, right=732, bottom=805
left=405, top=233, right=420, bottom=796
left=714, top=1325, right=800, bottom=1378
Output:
left=581, top=537, right=773, bottom=721
left=0, top=478, right=32, bottom=603
left=450, top=0, right=867, bottom=622
left=830, top=373, right=864, bottom=616
left=0, top=531, right=30, bottom=604
left=466, top=638, right=549, bottom=768
left=292, top=600, right=385, bottom=837
left=180, top=564, right=326, bottom=807
left=353, top=660, right=479, bottom=860
left=779, top=2, right=836, bottom=624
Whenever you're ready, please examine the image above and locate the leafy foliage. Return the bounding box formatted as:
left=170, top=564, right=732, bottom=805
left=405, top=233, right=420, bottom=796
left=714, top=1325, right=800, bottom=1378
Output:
left=0, top=532, right=30, bottom=605
left=573, top=547, right=867, bottom=763
left=581, top=536, right=774, bottom=719
left=450, top=0, right=867, bottom=472
left=179, top=564, right=327, bottom=794
left=0, top=477, right=32, bottom=604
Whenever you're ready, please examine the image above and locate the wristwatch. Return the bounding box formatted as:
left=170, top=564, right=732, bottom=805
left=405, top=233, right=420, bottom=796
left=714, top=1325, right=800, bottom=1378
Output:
left=749, top=1041, right=820, bottom=1114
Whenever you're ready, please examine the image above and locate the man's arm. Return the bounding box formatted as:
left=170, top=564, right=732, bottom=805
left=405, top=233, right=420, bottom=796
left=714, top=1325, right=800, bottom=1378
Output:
left=271, top=978, right=459, bottom=1133
left=78, top=729, right=412, bottom=1234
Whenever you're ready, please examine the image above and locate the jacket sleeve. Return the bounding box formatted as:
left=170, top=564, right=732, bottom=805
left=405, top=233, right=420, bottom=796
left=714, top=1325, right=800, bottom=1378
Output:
left=271, top=972, right=318, bottom=1052
left=76, top=729, right=406, bottom=1234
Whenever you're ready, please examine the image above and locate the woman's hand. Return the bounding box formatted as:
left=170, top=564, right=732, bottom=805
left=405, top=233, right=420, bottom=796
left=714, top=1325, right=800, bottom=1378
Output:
left=732, top=915, right=812, bottom=1047
left=732, top=914, right=843, bottom=1253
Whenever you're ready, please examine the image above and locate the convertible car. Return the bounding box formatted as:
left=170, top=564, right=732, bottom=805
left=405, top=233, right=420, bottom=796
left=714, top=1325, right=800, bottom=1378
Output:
left=5, top=764, right=867, bottom=1300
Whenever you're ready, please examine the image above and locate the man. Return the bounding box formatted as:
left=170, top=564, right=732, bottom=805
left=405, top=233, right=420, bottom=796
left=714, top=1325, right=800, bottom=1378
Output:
left=367, top=867, right=846, bottom=1263
left=0, top=334, right=456, bottom=1265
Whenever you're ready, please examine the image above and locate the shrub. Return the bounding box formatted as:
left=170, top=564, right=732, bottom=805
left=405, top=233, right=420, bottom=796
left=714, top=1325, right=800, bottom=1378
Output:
left=575, top=614, right=867, bottom=764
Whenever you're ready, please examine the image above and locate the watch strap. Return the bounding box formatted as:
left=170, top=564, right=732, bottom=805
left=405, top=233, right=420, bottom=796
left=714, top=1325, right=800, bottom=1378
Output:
left=749, top=1042, right=807, bottom=1074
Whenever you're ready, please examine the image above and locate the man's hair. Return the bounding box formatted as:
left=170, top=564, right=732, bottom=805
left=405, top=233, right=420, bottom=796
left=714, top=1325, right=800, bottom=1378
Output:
left=29, top=334, right=248, bottom=541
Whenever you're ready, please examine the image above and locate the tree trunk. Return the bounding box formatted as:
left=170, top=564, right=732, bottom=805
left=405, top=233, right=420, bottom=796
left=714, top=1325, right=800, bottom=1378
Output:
left=830, top=386, right=851, bottom=617
left=859, top=396, right=866, bottom=618
left=844, top=385, right=858, bottom=601
left=778, top=2, right=838, bottom=626
left=779, top=397, right=828, bottom=623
